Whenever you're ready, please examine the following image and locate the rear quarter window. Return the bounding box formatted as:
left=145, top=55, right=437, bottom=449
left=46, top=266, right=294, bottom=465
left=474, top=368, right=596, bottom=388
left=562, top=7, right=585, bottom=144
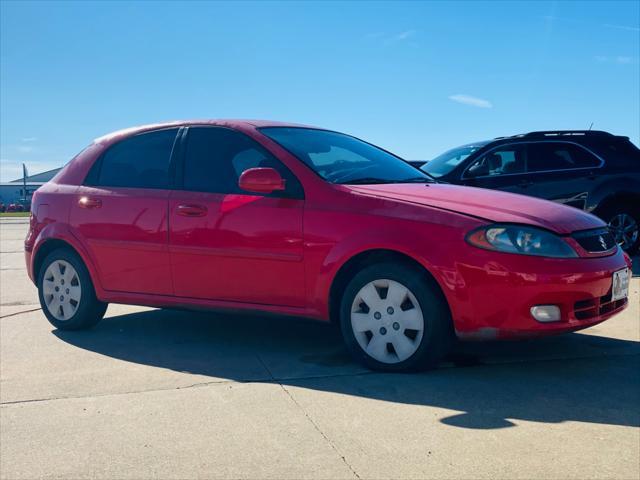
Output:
left=86, top=128, right=179, bottom=189
left=592, top=138, right=640, bottom=169
left=526, top=142, right=601, bottom=172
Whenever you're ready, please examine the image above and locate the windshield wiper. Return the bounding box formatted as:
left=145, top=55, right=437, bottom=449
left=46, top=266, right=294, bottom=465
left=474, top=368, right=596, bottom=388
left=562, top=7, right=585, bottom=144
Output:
left=338, top=177, right=397, bottom=185
left=399, top=177, right=433, bottom=183
left=340, top=176, right=436, bottom=185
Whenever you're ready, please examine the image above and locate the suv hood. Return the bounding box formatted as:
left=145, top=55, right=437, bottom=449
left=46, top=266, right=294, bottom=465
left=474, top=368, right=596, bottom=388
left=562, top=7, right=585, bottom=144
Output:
left=349, top=183, right=604, bottom=234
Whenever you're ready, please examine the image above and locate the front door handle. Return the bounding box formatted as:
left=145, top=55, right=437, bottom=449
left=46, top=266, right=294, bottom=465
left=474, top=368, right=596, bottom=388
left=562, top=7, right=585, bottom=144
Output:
left=519, top=180, right=533, bottom=188
left=78, top=196, right=102, bottom=209
left=176, top=204, right=207, bottom=217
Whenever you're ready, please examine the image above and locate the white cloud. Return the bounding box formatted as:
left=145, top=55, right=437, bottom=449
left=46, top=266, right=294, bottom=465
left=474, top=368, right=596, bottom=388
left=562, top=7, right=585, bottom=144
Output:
left=365, top=30, right=418, bottom=45
left=448, top=94, right=493, bottom=109
left=16, top=146, right=34, bottom=153
left=20, top=137, right=37, bottom=142
left=393, top=30, right=416, bottom=41
left=604, top=23, right=640, bottom=32
left=595, top=55, right=636, bottom=64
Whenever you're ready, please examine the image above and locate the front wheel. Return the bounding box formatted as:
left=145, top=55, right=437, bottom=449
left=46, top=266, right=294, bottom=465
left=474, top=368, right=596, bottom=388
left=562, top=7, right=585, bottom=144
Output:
left=339, top=263, right=453, bottom=372
left=37, top=248, right=107, bottom=330
left=602, top=206, right=639, bottom=254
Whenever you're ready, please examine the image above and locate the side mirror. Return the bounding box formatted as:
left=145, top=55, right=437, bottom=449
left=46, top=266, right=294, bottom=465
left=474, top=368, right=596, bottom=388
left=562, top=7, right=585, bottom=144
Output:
left=238, top=167, right=285, bottom=194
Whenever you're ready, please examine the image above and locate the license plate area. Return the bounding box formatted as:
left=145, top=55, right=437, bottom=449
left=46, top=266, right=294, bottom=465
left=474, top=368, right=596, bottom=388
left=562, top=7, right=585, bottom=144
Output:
left=612, top=268, right=630, bottom=302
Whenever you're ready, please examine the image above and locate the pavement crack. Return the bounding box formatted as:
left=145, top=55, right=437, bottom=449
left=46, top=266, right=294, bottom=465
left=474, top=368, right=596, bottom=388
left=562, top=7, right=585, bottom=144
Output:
left=0, top=307, right=41, bottom=318
left=255, top=354, right=361, bottom=479
left=0, top=379, right=240, bottom=406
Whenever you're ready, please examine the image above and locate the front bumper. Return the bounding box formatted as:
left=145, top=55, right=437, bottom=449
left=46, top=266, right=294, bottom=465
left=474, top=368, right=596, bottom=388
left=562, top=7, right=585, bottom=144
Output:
left=446, top=247, right=631, bottom=340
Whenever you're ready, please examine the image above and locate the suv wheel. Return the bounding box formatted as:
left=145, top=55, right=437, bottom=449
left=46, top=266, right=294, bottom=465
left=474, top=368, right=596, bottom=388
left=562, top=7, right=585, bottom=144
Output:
left=339, top=262, right=453, bottom=372
left=602, top=206, right=639, bottom=254
left=37, top=248, right=107, bottom=330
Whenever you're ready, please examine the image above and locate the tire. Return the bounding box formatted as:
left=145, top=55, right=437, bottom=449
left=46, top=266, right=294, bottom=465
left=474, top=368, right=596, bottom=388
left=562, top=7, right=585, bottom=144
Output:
left=339, top=262, right=453, bottom=372
left=600, top=205, right=640, bottom=254
left=37, top=248, right=107, bottom=330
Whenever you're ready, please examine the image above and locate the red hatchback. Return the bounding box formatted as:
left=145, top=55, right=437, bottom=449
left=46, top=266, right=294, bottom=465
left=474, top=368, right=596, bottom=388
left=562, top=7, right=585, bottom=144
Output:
left=25, top=120, right=632, bottom=371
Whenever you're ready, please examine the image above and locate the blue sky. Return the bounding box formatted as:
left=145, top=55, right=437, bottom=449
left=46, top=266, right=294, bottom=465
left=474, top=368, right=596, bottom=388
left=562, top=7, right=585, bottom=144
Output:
left=1, top=0, right=639, bottom=181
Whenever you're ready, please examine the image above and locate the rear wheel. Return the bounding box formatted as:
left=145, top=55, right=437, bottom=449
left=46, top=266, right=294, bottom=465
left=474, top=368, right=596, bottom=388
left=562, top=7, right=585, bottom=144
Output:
left=339, top=263, right=453, bottom=372
left=37, top=248, right=107, bottom=330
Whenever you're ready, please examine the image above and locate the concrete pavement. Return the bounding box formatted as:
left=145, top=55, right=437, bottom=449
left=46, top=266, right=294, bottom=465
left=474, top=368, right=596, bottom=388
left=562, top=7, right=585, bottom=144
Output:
left=1, top=218, right=639, bottom=479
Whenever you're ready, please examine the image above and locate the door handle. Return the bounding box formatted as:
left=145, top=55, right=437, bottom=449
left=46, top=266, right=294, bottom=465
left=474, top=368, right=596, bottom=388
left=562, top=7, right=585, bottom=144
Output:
left=176, top=204, right=207, bottom=217
left=519, top=180, right=533, bottom=188
left=78, top=196, right=102, bottom=209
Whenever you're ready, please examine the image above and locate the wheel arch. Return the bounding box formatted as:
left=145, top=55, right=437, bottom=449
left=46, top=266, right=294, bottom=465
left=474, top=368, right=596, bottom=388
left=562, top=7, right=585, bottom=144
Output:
left=33, top=238, right=81, bottom=282
left=592, top=191, right=640, bottom=217
left=31, top=226, right=104, bottom=297
left=327, top=248, right=451, bottom=325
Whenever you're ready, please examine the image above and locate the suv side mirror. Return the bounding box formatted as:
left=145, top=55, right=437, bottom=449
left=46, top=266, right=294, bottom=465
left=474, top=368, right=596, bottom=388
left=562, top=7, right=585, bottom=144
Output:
left=238, top=167, right=286, bottom=194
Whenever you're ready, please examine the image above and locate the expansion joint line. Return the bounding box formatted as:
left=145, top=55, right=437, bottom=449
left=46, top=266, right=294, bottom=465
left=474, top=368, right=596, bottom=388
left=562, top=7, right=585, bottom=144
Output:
left=255, top=354, right=361, bottom=479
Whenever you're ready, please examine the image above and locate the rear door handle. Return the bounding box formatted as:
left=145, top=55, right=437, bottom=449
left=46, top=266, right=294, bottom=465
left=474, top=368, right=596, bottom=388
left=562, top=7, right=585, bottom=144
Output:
left=78, top=197, right=102, bottom=209
left=176, top=204, right=207, bottom=217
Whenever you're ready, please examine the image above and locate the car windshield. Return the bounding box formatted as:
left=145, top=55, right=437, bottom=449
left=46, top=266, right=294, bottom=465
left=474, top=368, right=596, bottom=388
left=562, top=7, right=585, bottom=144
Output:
left=421, top=142, right=489, bottom=178
left=259, top=127, right=433, bottom=184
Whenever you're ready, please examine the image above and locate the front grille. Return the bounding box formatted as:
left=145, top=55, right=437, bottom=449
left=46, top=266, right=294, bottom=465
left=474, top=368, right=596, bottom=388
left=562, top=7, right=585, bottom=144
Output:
left=574, top=292, right=627, bottom=320
left=572, top=228, right=616, bottom=253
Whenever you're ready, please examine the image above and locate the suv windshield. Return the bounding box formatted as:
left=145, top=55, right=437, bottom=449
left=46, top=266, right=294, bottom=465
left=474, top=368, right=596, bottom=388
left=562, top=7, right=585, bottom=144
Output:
left=259, top=127, right=433, bottom=184
left=422, top=142, right=489, bottom=178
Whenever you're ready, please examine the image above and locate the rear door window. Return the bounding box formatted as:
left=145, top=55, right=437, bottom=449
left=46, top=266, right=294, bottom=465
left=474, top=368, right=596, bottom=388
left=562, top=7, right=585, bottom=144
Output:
left=92, top=128, right=178, bottom=189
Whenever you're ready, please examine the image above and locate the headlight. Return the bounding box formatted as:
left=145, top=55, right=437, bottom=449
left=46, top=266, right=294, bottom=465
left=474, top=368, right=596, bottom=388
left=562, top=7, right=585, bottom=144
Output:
left=466, top=224, right=578, bottom=258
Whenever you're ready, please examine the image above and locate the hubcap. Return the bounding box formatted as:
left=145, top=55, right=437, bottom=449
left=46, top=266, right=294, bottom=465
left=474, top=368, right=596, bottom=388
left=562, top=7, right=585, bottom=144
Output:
left=608, top=213, right=639, bottom=251
left=351, top=279, right=425, bottom=364
left=42, top=260, right=81, bottom=321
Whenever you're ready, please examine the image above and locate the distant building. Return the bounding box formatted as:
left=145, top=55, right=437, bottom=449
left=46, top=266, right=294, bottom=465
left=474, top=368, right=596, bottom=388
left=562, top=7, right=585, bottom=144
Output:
left=9, top=167, right=63, bottom=184
left=0, top=167, right=62, bottom=205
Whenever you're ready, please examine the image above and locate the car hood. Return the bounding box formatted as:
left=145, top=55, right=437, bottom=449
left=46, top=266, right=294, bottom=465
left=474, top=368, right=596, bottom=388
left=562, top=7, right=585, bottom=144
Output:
left=348, top=183, right=604, bottom=234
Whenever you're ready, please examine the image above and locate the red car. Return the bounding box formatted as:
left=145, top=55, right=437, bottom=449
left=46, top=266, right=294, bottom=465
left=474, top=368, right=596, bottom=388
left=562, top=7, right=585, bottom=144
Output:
left=7, top=203, right=22, bottom=212
left=25, top=120, right=632, bottom=371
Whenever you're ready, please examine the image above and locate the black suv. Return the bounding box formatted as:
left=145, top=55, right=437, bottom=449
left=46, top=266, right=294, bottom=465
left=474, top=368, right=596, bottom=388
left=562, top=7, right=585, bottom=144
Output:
left=415, top=130, right=640, bottom=252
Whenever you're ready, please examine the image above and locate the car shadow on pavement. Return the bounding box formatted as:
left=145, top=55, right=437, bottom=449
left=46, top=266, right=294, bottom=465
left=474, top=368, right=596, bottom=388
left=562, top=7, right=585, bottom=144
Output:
left=53, top=308, right=640, bottom=431
left=632, top=255, right=639, bottom=276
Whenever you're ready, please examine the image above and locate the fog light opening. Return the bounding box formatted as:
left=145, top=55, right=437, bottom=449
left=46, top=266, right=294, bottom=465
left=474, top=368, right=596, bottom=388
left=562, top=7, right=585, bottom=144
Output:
left=530, top=305, right=561, bottom=323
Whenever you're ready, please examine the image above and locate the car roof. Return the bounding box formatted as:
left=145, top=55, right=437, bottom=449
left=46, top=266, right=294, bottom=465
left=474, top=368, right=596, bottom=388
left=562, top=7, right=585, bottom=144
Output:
left=488, top=130, right=619, bottom=145
left=94, top=119, right=316, bottom=145
left=452, top=130, right=624, bottom=155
